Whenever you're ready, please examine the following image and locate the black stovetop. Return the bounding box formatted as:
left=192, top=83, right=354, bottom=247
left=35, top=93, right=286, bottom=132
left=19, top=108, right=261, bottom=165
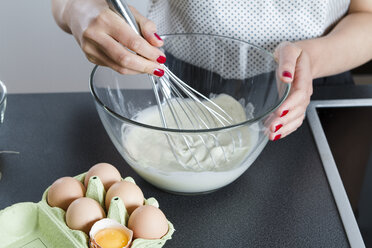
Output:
left=318, top=106, right=372, bottom=247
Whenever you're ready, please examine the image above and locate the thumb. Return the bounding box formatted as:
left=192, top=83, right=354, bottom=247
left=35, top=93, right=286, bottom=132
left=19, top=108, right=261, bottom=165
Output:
left=274, top=42, right=303, bottom=83
left=130, top=6, right=163, bottom=47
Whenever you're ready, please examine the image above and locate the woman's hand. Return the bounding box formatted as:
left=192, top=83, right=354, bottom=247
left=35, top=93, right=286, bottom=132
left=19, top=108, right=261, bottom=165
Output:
left=59, top=0, right=166, bottom=76
left=269, top=42, right=313, bottom=141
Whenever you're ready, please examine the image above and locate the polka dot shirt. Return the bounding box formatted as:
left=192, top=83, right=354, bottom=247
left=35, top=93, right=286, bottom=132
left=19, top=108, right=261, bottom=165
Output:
left=147, top=0, right=350, bottom=79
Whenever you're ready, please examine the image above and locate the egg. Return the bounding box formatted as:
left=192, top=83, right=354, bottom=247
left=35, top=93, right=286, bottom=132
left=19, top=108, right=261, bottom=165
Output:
left=84, top=163, right=122, bottom=191
left=66, top=197, right=106, bottom=234
left=47, top=177, right=86, bottom=211
left=89, top=218, right=133, bottom=248
left=128, top=205, right=168, bottom=239
left=105, top=181, right=144, bottom=214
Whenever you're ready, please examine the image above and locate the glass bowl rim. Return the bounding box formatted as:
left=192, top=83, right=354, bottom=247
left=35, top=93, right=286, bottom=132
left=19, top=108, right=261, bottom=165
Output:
left=89, top=33, right=290, bottom=133
left=0, top=80, right=7, bottom=106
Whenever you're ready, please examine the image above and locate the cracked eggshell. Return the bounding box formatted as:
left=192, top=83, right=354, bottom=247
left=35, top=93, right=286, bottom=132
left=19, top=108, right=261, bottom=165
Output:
left=89, top=218, right=133, bottom=248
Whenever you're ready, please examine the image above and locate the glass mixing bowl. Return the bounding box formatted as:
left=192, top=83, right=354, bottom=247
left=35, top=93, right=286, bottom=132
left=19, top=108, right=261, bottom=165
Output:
left=0, top=80, right=6, bottom=124
left=90, top=34, right=290, bottom=195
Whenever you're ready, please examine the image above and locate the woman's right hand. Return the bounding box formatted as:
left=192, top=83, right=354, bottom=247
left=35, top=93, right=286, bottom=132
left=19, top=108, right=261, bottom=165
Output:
left=60, top=0, right=166, bottom=76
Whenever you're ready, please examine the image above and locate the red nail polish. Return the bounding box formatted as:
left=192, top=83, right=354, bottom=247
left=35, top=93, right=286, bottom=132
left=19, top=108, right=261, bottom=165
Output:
left=157, top=56, right=166, bottom=64
left=154, top=33, right=162, bottom=41
left=280, top=110, right=289, bottom=117
left=273, top=134, right=281, bottom=141
left=282, top=71, right=292, bottom=79
left=153, top=68, right=164, bottom=77
left=274, top=124, right=283, bottom=132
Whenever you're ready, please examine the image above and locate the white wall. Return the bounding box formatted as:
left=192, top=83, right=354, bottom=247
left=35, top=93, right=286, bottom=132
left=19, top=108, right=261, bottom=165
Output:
left=0, top=0, right=149, bottom=93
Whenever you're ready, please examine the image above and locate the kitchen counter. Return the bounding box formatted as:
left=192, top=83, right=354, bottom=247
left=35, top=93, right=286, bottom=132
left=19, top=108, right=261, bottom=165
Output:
left=1, top=84, right=371, bottom=247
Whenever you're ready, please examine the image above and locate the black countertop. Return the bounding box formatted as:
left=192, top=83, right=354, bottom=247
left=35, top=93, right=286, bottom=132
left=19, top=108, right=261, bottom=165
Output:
left=1, top=85, right=371, bottom=247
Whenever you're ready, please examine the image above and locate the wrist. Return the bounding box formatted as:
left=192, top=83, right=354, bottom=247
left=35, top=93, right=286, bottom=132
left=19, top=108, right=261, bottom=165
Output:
left=294, top=40, right=318, bottom=79
left=62, top=0, right=74, bottom=32
left=64, top=0, right=108, bottom=45
left=51, top=0, right=73, bottom=33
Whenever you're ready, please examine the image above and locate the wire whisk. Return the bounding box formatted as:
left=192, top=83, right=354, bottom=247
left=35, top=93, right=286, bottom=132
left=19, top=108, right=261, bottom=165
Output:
left=107, top=0, right=237, bottom=170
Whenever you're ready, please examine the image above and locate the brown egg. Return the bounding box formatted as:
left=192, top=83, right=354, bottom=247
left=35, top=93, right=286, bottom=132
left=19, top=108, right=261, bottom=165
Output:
left=105, top=181, right=144, bottom=214
left=66, top=197, right=106, bottom=234
left=128, top=205, right=168, bottom=239
left=47, top=177, right=86, bottom=211
left=84, top=163, right=121, bottom=191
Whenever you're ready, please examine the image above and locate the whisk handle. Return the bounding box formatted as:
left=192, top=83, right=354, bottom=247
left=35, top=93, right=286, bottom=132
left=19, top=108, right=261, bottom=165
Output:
left=106, top=0, right=140, bottom=35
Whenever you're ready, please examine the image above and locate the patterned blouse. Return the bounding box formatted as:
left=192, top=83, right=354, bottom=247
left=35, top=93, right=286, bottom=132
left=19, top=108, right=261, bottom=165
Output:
left=147, top=0, right=350, bottom=79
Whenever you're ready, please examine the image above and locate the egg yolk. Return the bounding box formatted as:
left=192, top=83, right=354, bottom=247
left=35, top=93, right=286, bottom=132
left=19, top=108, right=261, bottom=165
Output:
left=95, top=228, right=129, bottom=248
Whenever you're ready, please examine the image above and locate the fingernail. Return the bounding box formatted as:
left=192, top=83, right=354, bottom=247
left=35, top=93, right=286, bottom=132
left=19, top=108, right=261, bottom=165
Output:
left=154, top=33, right=162, bottom=41
left=153, top=68, right=164, bottom=77
left=274, top=124, right=283, bottom=132
left=273, top=134, right=281, bottom=141
left=157, top=55, right=166, bottom=64
left=282, top=71, right=292, bottom=79
left=280, top=110, right=289, bottom=117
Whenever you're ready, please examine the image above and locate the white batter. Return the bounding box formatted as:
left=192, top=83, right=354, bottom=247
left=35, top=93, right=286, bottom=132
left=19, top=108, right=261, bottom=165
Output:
left=121, top=94, right=265, bottom=193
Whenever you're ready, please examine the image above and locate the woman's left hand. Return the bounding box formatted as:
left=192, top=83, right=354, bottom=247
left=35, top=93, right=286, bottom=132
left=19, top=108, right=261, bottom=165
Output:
left=269, top=42, right=313, bottom=141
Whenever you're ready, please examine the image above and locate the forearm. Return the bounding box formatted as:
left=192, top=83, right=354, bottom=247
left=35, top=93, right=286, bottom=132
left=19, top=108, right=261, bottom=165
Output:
left=51, top=0, right=72, bottom=33
left=296, top=12, right=372, bottom=79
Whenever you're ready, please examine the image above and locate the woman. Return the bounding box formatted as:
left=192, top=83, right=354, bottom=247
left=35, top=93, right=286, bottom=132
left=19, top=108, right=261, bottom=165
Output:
left=52, top=0, right=372, bottom=141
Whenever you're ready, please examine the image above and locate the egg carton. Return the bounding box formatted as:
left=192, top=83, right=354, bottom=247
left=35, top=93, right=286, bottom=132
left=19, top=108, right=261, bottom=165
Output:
left=0, top=173, right=175, bottom=248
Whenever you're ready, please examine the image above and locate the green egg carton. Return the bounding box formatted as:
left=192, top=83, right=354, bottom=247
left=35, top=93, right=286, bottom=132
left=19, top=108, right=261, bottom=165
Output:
left=0, top=173, right=175, bottom=248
